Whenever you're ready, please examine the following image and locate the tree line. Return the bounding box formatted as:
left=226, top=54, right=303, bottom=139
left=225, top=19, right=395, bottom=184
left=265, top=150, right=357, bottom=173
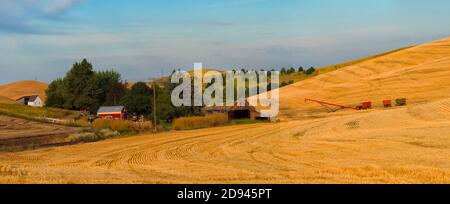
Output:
left=280, top=66, right=316, bottom=75
left=45, top=59, right=201, bottom=123
left=46, top=59, right=318, bottom=122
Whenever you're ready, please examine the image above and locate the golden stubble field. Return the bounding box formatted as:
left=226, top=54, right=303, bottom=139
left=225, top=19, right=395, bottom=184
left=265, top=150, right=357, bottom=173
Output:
left=1, top=37, right=450, bottom=184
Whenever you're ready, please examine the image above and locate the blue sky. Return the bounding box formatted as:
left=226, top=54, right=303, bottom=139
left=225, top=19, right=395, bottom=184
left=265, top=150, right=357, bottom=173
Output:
left=1, top=0, right=450, bottom=84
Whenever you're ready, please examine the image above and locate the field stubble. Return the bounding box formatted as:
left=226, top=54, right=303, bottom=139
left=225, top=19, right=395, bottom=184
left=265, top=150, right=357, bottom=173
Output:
left=2, top=37, right=450, bottom=183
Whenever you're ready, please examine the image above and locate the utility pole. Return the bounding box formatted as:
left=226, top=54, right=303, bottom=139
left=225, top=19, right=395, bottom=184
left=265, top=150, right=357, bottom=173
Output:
left=150, top=67, right=166, bottom=133
left=153, top=80, right=157, bottom=132
left=149, top=77, right=158, bottom=132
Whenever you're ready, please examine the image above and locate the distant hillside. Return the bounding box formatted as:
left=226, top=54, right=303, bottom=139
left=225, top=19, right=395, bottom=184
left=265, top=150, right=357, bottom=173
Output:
left=187, top=69, right=222, bottom=76
left=0, top=80, right=48, bottom=101
left=127, top=69, right=222, bottom=89
left=0, top=96, right=14, bottom=104
left=274, top=37, right=450, bottom=119
left=277, top=46, right=415, bottom=85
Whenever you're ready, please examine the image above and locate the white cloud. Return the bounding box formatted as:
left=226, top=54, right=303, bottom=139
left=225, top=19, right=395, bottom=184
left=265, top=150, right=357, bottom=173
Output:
left=0, top=0, right=82, bottom=17
left=41, top=0, right=84, bottom=15
left=0, top=0, right=83, bottom=33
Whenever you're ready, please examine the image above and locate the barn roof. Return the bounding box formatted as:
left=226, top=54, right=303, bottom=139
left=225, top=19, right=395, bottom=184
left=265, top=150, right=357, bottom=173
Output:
left=97, top=106, right=125, bottom=114
left=16, top=95, right=40, bottom=102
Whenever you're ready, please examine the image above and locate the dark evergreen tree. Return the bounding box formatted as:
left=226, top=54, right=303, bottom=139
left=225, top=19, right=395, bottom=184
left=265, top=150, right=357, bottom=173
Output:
left=120, top=82, right=153, bottom=116
left=104, top=82, right=128, bottom=106
left=62, top=59, right=96, bottom=111
left=288, top=67, right=296, bottom=74
left=305, top=67, right=316, bottom=75
left=45, top=78, right=65, bottom=108
left=90, top=70, right=122, bottom=106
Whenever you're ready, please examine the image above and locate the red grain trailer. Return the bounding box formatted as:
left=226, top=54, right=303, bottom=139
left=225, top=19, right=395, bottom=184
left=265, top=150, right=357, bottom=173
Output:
left=383, top=100, right=392, bottom=108
left=361, top=101, right=372, bottom=110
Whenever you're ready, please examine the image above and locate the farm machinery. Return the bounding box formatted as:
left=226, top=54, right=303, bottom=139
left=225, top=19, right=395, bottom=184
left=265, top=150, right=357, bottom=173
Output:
left=305, top=99, right=371, bottom=112
left=305, top=98, right=407, bottom=112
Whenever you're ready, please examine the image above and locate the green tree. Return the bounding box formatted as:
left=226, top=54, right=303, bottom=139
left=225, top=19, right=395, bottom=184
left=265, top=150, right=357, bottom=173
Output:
left=104, top=82, right=128, bottom=106
left=151, top=84, right=177, bottom=123
left=288, top=67, right=296, bottom=74
left=63, top=59, right=96, bottom=111
left=120, top=82, right=153, bottom=116
left=46, top=59, right=127, bottom=113
left=280, top=68, right=287, bottom=75
left=305, top=67, right=316, bottom=75
left=298, top=66, right=304, bottom=73
left=163, top=78, right=203, bottom=119
left=89, top=70, right=123, bottom=107
left=45, top=78, right=65, bottom=108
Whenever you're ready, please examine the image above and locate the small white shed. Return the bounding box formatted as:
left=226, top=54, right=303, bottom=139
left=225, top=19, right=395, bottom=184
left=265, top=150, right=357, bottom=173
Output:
left=16, top=95, right=44, bottom=108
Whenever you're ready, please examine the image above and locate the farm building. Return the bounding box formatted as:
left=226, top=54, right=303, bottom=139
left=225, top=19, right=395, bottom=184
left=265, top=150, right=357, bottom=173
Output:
left=204, top=104, right=273, bottom=121
left=16, top=95, right=43, bottom=107
left=97, top=106, right=128, bottom=120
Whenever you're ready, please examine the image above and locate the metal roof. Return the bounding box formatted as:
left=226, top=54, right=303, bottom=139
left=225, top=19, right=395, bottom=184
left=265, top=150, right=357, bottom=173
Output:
left=97, top=106, right=125, bottom=113
left=16, top=95, right=40, bottom=102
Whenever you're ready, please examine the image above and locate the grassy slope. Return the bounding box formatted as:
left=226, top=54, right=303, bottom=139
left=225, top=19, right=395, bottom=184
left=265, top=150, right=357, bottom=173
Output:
left=317, top=46, right=415, bottom=74
left=0, top=80, right=77, bottom=122
left=0, top=103, right=79, bottom=121
left=279, top=46, right=415, bottom=84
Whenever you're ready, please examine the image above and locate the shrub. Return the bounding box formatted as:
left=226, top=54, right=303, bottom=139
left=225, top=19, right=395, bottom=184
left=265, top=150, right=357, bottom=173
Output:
left=59, top=129, right=119, bottom=144
left=98, top=129, right=120, bottom=138
left=65, top=119, right=91, bottom=127
left=172, top=114, right=229, bottom=130
left=305, top=67, right=316, bottom=75
left=92, top=118, right=152, bottom=134
left=65, top=133, right=98, bottom=143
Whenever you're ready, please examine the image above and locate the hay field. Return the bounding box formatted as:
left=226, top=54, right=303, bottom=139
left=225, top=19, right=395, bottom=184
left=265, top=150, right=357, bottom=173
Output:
left=1, top=37, right=450, bottom=184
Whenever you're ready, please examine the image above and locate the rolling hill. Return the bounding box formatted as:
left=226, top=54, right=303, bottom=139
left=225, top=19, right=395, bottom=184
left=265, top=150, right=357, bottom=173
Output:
left=277, top=37, right=450, bottom=119
left=0, top=80, right=48, bottom=102
left=1, top=37, right=450, bottom=184
left=0, top=96, right=14, bottom=104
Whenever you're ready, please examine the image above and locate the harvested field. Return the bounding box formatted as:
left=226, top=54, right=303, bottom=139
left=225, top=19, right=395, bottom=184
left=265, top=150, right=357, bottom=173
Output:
left=1, top=37, right=450, bottom=184
left=0, top=116, right=83, bottom=150
left=0, top=102, right=449, bottom=184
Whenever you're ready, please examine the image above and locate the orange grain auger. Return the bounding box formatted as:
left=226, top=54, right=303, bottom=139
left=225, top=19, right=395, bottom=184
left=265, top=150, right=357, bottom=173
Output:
left=305, top=98, right=374, bottom=112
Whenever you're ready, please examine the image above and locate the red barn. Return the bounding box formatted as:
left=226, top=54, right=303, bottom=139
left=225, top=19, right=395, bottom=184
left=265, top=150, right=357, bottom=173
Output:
left=97, top=106, right=128, bottom=120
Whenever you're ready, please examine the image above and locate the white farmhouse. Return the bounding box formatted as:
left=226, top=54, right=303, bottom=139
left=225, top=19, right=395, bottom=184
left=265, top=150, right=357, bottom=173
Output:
left=16, top=95, right=44, bottom=108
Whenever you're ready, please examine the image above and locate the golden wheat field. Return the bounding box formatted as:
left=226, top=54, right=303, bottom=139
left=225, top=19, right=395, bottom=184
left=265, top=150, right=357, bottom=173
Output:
left=1, top=37, right=450, bottom=184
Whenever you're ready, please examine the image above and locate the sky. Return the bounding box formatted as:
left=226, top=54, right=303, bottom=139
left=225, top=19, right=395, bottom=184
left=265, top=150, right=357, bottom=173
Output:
left=1, top=0, right=450, bottom=84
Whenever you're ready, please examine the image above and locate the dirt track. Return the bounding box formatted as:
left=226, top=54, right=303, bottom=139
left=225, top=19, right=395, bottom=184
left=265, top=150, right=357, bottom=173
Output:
left=1, top=37, right=450, bottom=184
